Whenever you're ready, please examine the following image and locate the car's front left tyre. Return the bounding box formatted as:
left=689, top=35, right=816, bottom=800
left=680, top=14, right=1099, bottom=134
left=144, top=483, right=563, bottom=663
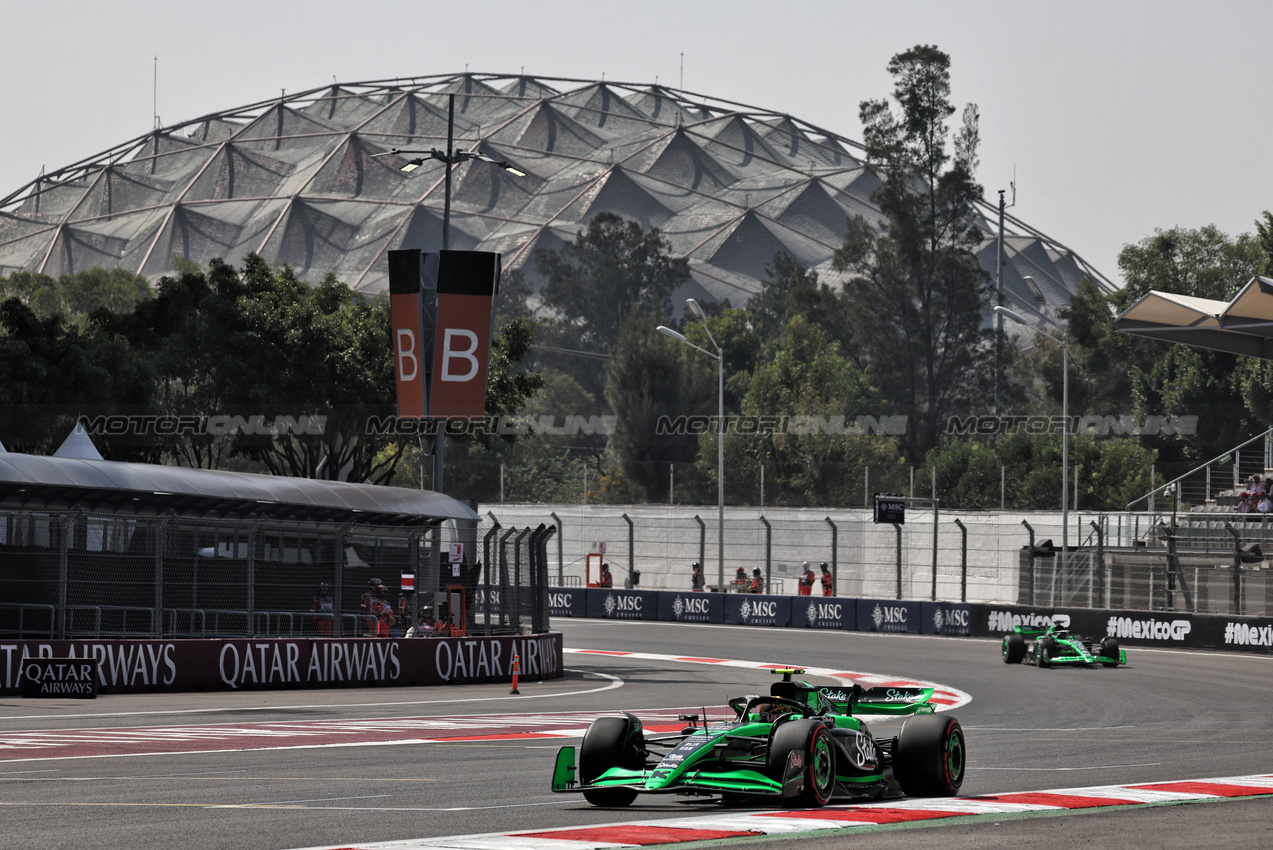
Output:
left=1002, top=633, right=1026, bottom=663
left=769, top=719, right=835, bottom=807
left=579, top=716, right=642, bottom=807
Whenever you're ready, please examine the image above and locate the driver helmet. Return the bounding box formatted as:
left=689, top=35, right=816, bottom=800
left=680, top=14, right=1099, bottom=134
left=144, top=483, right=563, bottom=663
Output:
left=752, top=701, right=795, bottom=722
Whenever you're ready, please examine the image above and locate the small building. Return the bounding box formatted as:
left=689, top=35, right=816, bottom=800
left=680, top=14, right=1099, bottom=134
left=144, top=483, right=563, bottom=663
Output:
left=0, top=451, right=480, bottom=639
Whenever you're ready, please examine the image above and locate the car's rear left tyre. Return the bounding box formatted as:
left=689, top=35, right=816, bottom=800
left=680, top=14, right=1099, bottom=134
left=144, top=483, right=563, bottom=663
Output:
left=893, top=714, right=965, bottom=797
left=580, top=716, right=642, bottom=807
left=769, top=719, right=835, bottom=807
left=1002, top=634, right=1026, bottom=664
left=1100, top=637, right=1121, bottom=668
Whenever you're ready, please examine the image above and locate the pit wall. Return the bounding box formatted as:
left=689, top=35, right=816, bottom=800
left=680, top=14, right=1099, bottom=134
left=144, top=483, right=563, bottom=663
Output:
left=543, top=587, right=1273, bottom=655
left=0, top=633, right=562, bottom=696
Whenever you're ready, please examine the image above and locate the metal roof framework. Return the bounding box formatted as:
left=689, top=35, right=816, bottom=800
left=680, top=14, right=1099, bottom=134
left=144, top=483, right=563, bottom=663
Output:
left=0, top=72, right=1112, bottom=327
left=0, top=452, right=478, bottom=527
left=1115, top=276, right=1273, bottom=360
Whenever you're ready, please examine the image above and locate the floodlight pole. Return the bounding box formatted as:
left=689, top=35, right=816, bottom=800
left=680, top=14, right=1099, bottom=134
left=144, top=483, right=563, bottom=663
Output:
left=433, top=93, right=456, bottom=493
left=995, top=306, right=1068, bottom=560
left=658, top=305, right=725, bottom=592
left=377, top=93, right=525, bottom=493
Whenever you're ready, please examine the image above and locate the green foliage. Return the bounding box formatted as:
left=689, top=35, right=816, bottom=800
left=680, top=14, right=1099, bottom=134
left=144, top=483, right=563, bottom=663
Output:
left=748, top=252, right=853, bottom=353
left=925, top=432, right=1157, bottom=512
left=1, top=256, right=542, bottom=495
left=604, top=313, right=713, bottom=502
left=0, top=268, right=151, bottom=322
left=705, top=315, right=905, bottom=506
left=833, top=44, right=993, bottom=459
left=534, top=212, right=690, bottom=399
left=0, top=297, right=151, bottom=456
left=1117, top=224, right=1266, bottom=304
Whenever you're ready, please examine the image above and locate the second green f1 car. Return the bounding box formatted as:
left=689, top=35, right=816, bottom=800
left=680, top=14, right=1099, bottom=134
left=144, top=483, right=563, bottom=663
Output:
left=1001, top=623, right=1126, bottom=668
left=551, top=667, right=964, bottom=808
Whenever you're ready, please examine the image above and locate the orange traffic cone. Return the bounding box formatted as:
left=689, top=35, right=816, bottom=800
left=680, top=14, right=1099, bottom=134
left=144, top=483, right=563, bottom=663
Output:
left=510, top=653, right=521, bottom=694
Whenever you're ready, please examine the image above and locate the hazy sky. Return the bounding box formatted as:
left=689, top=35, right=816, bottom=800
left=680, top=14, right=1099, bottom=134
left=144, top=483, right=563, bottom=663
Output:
left=3, top=0, right=1270, bottom=287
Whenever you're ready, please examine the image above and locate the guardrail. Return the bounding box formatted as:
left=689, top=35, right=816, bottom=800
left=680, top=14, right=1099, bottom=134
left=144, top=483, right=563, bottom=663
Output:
left=0, top=603, right=55, bottom=638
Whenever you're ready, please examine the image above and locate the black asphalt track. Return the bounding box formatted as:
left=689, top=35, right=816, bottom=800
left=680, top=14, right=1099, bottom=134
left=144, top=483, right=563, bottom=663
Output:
left=2, top=619, right=1271, bottom=849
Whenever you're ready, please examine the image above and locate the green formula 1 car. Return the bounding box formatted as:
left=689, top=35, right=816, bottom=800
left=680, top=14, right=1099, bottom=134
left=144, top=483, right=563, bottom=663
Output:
left=550, top=668, right=964, bottom=808
left=1001, top=623, right=1126, bottom=668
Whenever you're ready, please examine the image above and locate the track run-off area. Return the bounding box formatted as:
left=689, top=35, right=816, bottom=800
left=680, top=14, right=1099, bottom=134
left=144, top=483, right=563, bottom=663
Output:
left=2, top=619, right=1272, bottom=849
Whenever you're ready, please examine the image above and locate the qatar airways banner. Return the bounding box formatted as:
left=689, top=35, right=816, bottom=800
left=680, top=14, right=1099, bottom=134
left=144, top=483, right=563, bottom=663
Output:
left=0, top=634, right=562, bottom=695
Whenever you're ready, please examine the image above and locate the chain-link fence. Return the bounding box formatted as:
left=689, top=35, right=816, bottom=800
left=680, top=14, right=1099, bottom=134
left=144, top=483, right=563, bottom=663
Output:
left=480, top=504, right=1273, bottom=617
left=0, top=509, right=554, bottom=639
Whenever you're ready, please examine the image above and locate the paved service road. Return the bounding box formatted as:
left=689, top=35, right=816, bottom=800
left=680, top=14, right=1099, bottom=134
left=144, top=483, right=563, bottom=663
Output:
left=2, top=620, right=1272, bottom=849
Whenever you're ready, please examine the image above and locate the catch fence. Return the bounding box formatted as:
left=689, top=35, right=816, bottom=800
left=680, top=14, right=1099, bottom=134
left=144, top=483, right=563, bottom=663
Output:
left=0, top=509, right=554, bottom=640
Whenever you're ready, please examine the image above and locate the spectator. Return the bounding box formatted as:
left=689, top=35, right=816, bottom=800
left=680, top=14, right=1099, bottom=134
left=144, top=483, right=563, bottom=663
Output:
left=598, top=562, right=613, bottom=588
left=691, top=562, right=705, bottom=591
left=361, top=577, right=382, bottom=637
left=370, top=584, right=396, bottom=637
left=820, top=563, right=834, bottom=597
left=1260, top=480, right=1273, bottom=513
left=748, top=568, right=764, bottom=594
left=798, top=562, right=815, bottom=596
left=311, top=582, right=333, bottom=637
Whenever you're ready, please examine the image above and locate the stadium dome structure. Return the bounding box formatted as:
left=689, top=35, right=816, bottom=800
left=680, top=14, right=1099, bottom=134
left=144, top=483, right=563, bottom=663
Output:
left=0, top=72, right=1112, bottom=326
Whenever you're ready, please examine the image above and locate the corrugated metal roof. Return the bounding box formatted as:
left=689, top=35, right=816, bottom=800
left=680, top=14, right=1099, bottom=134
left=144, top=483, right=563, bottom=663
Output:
left=0, top=452, right=478, bottom=525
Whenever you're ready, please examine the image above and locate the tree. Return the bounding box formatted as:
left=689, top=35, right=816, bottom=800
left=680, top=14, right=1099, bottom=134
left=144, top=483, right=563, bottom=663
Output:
left=0, top=267, right=151, bottom=323
left=749, top=252, right=853, bottom=352
left=832, top=45, right=992, bottom=460
left=0, top=297, right=151, bottom=456
left=707, top=315, right=902, bottom=506
left=1257, top=211, right=1273, bottom=275
left=534, top=212, right=691, bottom=399
left=604, top=313, right=713, bottom=502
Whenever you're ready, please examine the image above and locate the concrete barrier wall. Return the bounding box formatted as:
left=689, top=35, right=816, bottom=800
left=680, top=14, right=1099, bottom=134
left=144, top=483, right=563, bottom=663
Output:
left=481, top=505, right=1159, bottom=604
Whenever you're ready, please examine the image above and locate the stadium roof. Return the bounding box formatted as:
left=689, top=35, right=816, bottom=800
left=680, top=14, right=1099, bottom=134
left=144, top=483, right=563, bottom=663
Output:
left=0, top=72, right=1112, bottom=328
left=1115, top=275, right=1273, bottom=360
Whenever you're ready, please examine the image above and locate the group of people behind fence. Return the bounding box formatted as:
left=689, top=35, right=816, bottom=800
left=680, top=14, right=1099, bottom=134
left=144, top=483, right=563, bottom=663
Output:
left=309, top=578, right=458, bottom=638
left=688, top=561, right=833, bottom=595
left=1235, top=476, right=1273, bottom=513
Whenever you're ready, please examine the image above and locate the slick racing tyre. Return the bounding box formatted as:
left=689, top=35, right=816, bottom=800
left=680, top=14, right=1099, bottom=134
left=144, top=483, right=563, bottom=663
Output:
left=893, top=714, right=965, bottom=797
left=1036, top=637, right=1056, bottom=668
left=769, top=719, right=836, bottom=807
left=1100, top=637, right=1121, bottom=668
left=1002, top=634, right=1026, bottom=664
left=579, top=716, right=642, bottom=807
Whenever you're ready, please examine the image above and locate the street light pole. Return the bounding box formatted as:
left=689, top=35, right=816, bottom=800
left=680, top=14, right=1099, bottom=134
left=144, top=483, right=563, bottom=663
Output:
left=374, top=94, right=524, bottom=493
left=995, top=306, right=1069, bottom=559
left=659, top=300, right=725, bottom=592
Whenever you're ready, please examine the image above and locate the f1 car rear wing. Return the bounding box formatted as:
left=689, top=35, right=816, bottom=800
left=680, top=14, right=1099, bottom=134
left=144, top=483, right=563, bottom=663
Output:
left=815, top=685, right=936, bottom=716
